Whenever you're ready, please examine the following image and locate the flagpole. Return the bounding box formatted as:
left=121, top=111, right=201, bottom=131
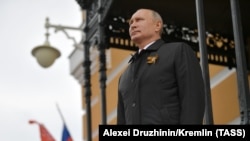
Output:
left=56, top=102, right=74, bottom=141
left=56, top=102, right=66, bottom=124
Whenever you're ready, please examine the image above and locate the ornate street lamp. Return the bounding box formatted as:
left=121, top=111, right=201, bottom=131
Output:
left=31, top=17, right=83, bottom=68
left=31, top=26, right=61, bottom=68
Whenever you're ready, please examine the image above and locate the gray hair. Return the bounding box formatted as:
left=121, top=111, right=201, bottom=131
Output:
left=150, top=9, right=164, bottom=35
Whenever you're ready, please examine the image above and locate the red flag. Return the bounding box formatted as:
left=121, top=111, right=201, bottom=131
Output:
left=29, top=120, right=56, bottom=141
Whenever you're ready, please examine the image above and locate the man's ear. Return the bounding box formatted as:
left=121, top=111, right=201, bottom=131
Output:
left=155, top=21, right=162, bottom=32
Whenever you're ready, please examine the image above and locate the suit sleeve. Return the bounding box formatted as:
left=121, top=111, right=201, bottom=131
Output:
left=175, top=43, right=205, bottom=124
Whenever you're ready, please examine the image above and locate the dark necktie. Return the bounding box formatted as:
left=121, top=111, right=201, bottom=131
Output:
left=128, top=50, right=145, bottom=63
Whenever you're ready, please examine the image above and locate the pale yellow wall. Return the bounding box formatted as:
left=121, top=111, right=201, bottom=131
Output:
left=209, top=64, right=227, bottom=78
left=106, top=48, right=134, bottom=117
left=210, top=69, right=240, bottom=124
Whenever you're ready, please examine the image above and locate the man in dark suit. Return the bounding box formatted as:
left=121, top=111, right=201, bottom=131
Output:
left=117, top=8, right=205, bottom=124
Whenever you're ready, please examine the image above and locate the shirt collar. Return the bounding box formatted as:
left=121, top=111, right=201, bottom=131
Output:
left=138, top=41, right=155, bottom=53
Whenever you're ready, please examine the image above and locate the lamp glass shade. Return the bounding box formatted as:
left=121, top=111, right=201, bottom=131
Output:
left=32, top=45, right=61, bottom=68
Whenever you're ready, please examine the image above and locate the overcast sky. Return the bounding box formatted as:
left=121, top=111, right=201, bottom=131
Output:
left=0, top=0, right=84, bottom=140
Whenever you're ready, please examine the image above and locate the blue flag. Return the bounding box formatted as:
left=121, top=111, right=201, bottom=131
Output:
left=62, top=124, right=73, bottom=141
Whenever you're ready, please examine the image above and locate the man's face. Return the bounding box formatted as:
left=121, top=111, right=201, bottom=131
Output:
left=129, top=9, right=156, bottom=44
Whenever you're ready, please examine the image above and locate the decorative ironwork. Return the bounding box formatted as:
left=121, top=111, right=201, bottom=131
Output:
left=75, top=0, right=91, bottom=9
left=105, top=16, right=239, bottom=69
left=163, top=24, right=237, bottom=69
left=205, top=32, right=236, bottom=69
left=86, top=0, right=98, bottom=23
left=98, top=0, right=113, bottom=22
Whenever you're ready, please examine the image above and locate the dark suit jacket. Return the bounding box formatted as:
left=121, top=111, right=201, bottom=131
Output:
left=117, top=39, right=205, bottom=124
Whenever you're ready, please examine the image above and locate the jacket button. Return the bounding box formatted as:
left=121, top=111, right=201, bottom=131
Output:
left=132, top=103, right=136, bottom=107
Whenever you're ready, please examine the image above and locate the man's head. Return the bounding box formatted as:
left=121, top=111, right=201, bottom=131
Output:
left=129, top=8, right=163, bottom=48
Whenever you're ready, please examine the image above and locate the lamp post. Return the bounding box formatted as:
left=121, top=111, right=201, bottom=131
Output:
left=31, top=17, right=83, bottom=68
